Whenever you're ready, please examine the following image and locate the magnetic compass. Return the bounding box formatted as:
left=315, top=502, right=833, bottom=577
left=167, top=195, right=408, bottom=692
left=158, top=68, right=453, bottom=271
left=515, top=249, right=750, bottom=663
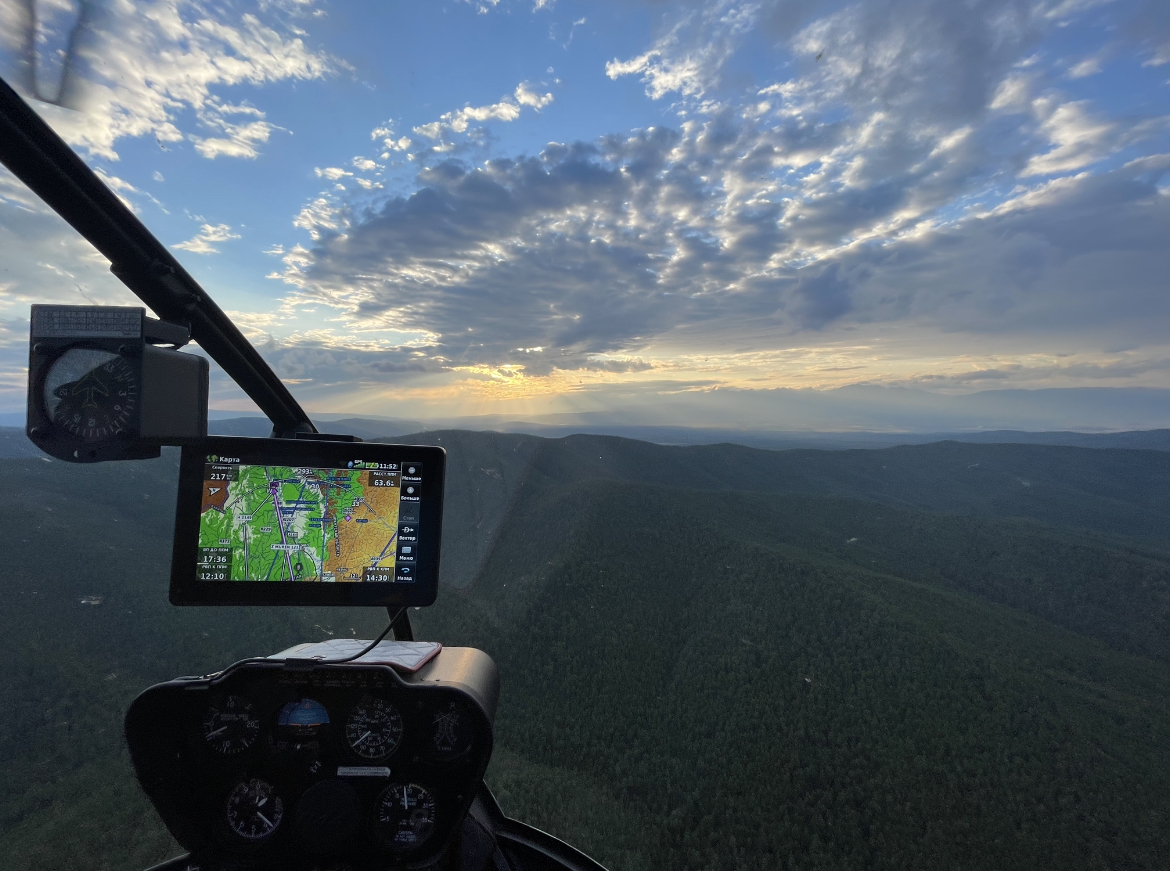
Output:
left=42, top=348, right=140, bottom=442
left=25, top=304, right=207, bottom=462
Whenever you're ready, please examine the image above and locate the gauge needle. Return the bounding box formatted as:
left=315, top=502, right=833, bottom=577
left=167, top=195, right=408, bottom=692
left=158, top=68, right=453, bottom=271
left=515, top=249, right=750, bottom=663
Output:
left=257, top=796, right=267, bottom=808
left=403, top=785, right=408, bottom=806
left=205, top=726, right=228, bottom=738
left=354, top=730, right=371, bottom=745
left=257, top=812, right=273, bottom=828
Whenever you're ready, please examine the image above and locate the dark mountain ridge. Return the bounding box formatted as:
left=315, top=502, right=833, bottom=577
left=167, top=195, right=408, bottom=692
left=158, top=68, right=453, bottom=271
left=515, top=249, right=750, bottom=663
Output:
left=4, top=422, right=1170, bottom=460
left=387, top=432, right=1170, bottom=563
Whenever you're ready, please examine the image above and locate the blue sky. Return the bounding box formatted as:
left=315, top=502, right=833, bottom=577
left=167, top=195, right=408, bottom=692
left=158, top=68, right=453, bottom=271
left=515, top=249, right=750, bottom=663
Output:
left=1, top=0, right=1169, bottom=429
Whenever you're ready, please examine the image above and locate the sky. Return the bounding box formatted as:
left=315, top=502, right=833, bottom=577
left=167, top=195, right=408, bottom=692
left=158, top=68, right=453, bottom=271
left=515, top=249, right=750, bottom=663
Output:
left=1, top=0, right=1169, bottom=430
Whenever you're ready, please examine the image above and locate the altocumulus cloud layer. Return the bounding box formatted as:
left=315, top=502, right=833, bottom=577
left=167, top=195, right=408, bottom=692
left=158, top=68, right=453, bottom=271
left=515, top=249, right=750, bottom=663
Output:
left=270, top=0, right=1170, bottom=414
left=0, top=0, right=340, bottom=405
left=1, top=0, right=1169, bottom=427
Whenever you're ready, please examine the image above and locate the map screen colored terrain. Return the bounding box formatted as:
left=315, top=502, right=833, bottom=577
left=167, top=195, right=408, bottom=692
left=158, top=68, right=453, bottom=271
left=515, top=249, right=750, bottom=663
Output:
left=196, top=463, right=403, bottom=583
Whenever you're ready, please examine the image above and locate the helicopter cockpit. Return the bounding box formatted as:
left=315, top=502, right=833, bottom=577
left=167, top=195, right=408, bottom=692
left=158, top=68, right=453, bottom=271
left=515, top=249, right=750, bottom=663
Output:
left=1, top=74, right=605, bottom=871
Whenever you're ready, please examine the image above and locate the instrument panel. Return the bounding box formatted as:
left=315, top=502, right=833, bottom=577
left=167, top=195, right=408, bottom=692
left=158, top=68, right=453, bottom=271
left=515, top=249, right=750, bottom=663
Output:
left=126, top=649, right=497, bottom=869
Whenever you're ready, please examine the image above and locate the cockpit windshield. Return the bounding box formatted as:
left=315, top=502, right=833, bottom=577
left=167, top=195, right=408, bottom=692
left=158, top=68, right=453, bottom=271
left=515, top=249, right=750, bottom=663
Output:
left=2, top=2, right=1170, bottom=870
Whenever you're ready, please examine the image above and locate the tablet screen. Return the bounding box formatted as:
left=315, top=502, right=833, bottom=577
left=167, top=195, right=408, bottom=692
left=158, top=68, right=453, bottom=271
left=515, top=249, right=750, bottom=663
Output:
left=170, top=437, right=445, bottom=606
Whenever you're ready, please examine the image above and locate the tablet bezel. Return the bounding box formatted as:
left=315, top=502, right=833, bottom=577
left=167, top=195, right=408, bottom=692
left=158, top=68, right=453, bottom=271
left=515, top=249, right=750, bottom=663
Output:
left=170, top=436, right=445, bottom=606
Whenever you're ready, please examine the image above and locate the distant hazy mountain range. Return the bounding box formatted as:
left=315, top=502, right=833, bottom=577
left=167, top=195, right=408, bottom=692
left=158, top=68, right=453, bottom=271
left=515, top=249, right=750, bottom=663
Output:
left=5, top=384, right=1170, bottom=441
left=3, top=417, right=1170, bottom=459
left=419, top=384, right=1170, bottom=433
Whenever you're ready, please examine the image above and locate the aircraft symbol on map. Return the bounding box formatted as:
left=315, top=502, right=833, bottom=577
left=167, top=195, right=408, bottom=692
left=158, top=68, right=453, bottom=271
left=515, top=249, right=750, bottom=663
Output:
left=208, top=487, right=221, bottom=495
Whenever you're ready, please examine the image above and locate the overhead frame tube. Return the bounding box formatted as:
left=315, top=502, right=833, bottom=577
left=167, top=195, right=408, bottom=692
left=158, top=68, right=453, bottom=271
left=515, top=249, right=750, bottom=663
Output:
left=0, top=76, right=316, bottom=438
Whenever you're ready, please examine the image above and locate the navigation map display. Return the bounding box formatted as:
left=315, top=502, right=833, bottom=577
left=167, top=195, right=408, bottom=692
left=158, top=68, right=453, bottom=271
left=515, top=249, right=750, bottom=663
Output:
left=198, top=461, right=414, bottom=584
left=171, top=438, right=445, bottom=607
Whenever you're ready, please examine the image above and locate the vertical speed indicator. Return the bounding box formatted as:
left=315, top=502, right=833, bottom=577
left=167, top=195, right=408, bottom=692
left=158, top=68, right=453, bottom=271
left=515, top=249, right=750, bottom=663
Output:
left=201, top=695, right=260, bottom=754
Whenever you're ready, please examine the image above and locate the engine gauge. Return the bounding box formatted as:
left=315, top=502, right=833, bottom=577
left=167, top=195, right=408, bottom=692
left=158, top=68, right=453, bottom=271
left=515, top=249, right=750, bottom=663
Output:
left=201, top=695, right=260, bottom=754
left=345, top=698, right=403, bottom=760
left=373, top=783, right=436, bottom=851
left=225, top=778, right=283, bottom=842
left=429, top=699, right=474, bottom=760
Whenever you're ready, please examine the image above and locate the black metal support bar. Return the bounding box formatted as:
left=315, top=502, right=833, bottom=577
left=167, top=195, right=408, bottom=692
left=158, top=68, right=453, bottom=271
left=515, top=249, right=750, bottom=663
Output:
left=0, top=76, right=316, bottom=438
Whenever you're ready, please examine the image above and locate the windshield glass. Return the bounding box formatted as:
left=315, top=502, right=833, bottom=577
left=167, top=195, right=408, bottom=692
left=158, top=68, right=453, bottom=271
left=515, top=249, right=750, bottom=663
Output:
left=2, top=2, right=1170, bottom=870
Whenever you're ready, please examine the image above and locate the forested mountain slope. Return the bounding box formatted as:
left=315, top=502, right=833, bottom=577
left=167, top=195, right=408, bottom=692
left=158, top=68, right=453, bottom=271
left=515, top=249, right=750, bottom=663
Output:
left=0, top=433, right=1167, bottom=870
left=391, top=431, right=1170, bottom=558
left=416, top=472, right=1170, bottom=871
left=0, top=453, right=389, bottom=870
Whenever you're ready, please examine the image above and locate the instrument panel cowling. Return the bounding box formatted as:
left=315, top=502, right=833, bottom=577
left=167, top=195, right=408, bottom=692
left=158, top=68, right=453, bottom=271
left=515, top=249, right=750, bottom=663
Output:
left=125, top=647, right=499, bottom=869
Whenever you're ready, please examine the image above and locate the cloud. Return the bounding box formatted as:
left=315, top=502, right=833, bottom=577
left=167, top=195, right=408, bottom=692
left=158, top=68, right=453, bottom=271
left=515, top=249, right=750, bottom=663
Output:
left=607, top=1, right=757, bottom=101
left=272, top=0, right=1170, bottom=391
left=370, top=121, right=413, bottom=153
left=560, top=17, right=586, bottom=49
left=293, top=200, right=344, bottom=241
left=514, top=82, right=555, bottom=110
left=1127, top=0, right=1170, bottom=67
left=92, top=169, right=146, bottom=212
left=0, top=171, right=138, bottom=312
left=413, top=81, right=554, bottom=139
left=1022, top=99, right=1118, bottom=176
left=8, top=0, right=1168, bottom=419
left=0, top=167, right=144, bottom=407
left=192, top=105, right=284, bottom=159
left=0, top=0, right=340, bottom=161
left=173, top=223, right=241, bottom=254
left=464, top=0, right=500, bottom=14
left=1067, top=55, right=1103, bottom=78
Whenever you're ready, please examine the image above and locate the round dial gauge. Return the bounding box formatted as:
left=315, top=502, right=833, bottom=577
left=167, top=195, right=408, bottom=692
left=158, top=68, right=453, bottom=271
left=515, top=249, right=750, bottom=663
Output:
left=345, top=698, right=403, bottom=760
left=201, top=695, right=260, bottom=754
left=374, top=783, right=436, bottom=851
left=430, top=699, right=474, bottom=760
left=225, top=778, right=283, bottom=842
left=43, top=348, right=139, bottom=442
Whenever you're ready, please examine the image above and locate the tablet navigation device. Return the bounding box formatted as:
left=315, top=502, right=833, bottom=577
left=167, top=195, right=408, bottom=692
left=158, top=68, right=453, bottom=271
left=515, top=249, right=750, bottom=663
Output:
left=171, top=437, right=445, bottom=607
